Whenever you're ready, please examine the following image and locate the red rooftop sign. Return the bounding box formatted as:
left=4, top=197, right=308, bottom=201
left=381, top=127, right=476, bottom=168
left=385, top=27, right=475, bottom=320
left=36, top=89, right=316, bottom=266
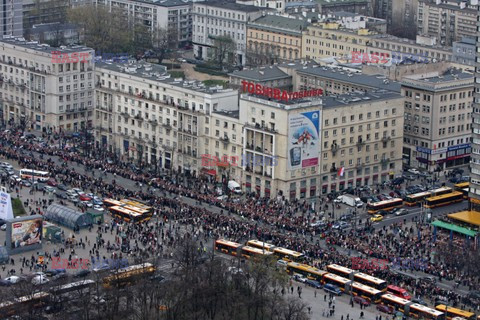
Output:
left=241, top=81, right=323, bottom=103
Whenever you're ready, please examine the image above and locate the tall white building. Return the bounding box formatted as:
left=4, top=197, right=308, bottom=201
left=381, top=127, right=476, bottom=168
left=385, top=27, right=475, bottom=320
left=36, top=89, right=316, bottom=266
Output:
left=94, top=0, right=193, bottom=46
left=0, top=36, right=95, bottom=133
left=192, top=0, right=268, bottom=65
left=94, top=61, right=238, bottom=174
left=0, top=0, right=22, bottom=37
left=470, top=5, right=480, bottom=208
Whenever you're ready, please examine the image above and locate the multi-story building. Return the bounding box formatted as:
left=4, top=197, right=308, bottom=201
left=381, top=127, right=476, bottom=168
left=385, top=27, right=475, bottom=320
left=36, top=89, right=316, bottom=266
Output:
left=453, top=37, right=476, bottom=67
left=318, top=0, right=369, bottom=15
left=94, top=0, right=193, bottom=46
left=246, top=15, right=309, bottom=65
left=94, top=61, right=238, bottom=174
left=417, top=0, right=477, bottom=47
left=229, top=65, right=292, bottom=90
left=294, top=65, right=401, bottom=95
left=238, top=89, right=403, bottom=198
left=371, top=0, right=417, bottom=38
left=401, top=69, right=473, bottom=172
left=0, top=0, right=23, bottom=37
left=22, top=0, right=70, bottom=36
left=0, top=36, right=95, bottom=133
left=470, top=4, right=480, bottom=209
left=192, top=0, right=267, bottom=65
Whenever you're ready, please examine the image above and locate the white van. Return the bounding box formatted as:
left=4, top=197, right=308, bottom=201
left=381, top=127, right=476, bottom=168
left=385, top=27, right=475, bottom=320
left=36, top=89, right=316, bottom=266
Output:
left=227, top=180, right=242, bottom=194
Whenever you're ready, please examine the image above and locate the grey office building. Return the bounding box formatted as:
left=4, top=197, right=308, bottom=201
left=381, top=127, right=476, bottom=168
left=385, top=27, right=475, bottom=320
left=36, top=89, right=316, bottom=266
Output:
left=0, top=0, right=22, bottom=36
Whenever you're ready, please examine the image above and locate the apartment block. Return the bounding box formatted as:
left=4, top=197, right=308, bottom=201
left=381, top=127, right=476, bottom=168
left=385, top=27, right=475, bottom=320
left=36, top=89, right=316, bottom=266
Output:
left=0, top=36, right=95, bottom=133
left=246, top=15, right=309, bottom=65
left=94, top=0, right=193, bottom=46
left=192, top=0, right=268, bottom=65
left=0, top=0, right=22, bottom=37
left=471, top=4, right=480, bottom=208
left=417, top=0, right=477, bottom=47
left=401, top=69, right=473, bottom=172
left=94, top=61, right=238, bottom=174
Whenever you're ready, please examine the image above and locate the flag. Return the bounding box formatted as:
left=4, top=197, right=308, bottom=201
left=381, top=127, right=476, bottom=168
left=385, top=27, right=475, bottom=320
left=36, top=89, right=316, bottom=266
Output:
left=338, top=167, right=345, bottom=177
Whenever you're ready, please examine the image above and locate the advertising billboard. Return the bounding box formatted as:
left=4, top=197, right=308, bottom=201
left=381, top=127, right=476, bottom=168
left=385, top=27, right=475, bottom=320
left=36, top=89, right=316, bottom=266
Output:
left=0, top=189, right=14, bottom=220
left=11, top=218, right=43, bottom=249
left=287, top=111, right=321, bottom=170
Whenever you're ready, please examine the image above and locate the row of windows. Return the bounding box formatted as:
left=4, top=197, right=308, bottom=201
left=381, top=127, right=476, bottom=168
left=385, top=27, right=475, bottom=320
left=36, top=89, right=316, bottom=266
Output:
left=325, top=140, right=395, bottom=152
left=324, top=125, right=397, bottom=138
left=323, top=158, right=395, bottom=171
left=324, top=110, right=397, bottom=126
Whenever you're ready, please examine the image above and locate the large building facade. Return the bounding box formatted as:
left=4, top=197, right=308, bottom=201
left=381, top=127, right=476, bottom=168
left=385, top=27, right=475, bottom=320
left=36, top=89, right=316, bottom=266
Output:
left=0, top=37, right=95, bottom=133
left=401, top=70, right=473, bottom=172
left=417, top=0, right=477, bottom=47
left=0, top=0, right=23, bottom=37
left=192, top=0, right=267, bottom=65
left=94, top=61, right=238, bottom=174
left=94, top=0, right=192, bottom=46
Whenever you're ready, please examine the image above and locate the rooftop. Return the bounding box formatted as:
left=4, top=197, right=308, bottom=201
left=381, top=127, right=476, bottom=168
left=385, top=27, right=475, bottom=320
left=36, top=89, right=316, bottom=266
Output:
left=0, top=35, right=92, bottom=54
left=316, top=0, right=368, bottom=4
left=249, top=15, right=310, bottom=35
left=454, top=37, right=476, bottom=46
left=322, top=90, right=402, bottom=109
left=371, top=34, right=452, bottom=52
left=296, top=65, right=402, bottom=92
left=122, top=0, right=192, bottom=7
left=402, top=69, right=473, bottom=91
left=229, top=65, right=290, bottom=81
left=194, top=0, right=267, bottom=12
left=96, top=61, right=236, bottom=95
left=213, top=109, right=240, bottom=119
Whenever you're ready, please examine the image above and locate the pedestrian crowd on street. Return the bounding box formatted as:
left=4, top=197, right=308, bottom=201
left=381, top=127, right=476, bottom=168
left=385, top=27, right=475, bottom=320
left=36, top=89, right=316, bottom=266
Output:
left=0, top=128, right=478, bottom=314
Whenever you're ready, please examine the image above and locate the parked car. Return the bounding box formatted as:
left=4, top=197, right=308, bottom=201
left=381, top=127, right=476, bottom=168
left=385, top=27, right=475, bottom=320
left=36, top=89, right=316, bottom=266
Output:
left=305, top=279, right=322, bottom=289
left=339, top=214, right=353, bottom=221
left=323, top=283, right=342, bottom=296
left=79, top=195, right=92, bottom=201
left=354, top=296, right=371, bottom=306
left=10, top=175, right=21, bottom=182
left=293, top=274, right=307, bottom=283
left=408, top=168, right=420, bottom=175
left=74, top=270, right=91, bottom=278
left=393, top=208, right=409, bottom=216
left=20, top=180, right=32, bottom=187
left=32, top=275, right=49, bottom=285
left=4, top=275, right=24, bottom=284
left=377, top=210, right=389, bottom=216
left=276, top=260, right=288, bottom=269
left=47, top=179, right=58, bottom=186
left=376, top=304, right=394, bottom=314
left=43, top=185, right=56, bottom=193
left=451, top=168, right=464, bottom=176
left=0, top=279, right=12, bottom=286
left=93, top=205, right=104, bottom=212
left=57, top=183, right=68, bottom=191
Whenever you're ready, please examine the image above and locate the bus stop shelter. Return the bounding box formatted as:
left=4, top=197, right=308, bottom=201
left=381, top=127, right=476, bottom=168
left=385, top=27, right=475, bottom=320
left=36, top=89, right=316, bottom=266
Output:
left=431, top=220, right=478, bottom=248
left=45, top=204, right=93, bottom=230
left=447, top=211, right=480, bottom=228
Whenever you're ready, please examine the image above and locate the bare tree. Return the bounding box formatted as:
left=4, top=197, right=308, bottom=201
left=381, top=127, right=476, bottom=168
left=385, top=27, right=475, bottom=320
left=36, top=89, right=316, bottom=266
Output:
left=209, top=36, right=236, bottom=69
left=150, top=27, right=179, bottom=64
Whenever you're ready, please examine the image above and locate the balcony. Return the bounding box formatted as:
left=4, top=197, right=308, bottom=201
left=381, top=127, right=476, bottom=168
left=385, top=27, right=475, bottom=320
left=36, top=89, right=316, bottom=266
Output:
left=246, top=143, right=254, bottom=150
left=149, top=119, right=158, bottom=126
left=381, top=136, right=391, bottom=142
left=381, top=158, right=390, bottom=164
left=331, top=143, right=339, bottom=154
left=220, top=136, right=229, bottom=143
left=162, top=123, right=172, bottom=129
left=121, top=112, right=130, bottom=118
left=245, top=122, right=278, bottom=133
left=355, top=162, right=364, bottom=168
left=330, top=166, right=338, bottom=173
left=356, top=140, right=365, bottom=146
left=134, top=114, right=144, bottom=122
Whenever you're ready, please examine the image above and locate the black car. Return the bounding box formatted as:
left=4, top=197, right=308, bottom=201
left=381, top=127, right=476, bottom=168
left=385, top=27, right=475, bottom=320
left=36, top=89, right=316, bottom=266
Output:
left=377, top=210, right=389, bottom=216
left=391, top=177, right=404, bottom=185
left=451, top=168, right=464, bottom=176
left=74, top=270, right=91, bottom=278
left=449, top=177, right=460, bottom=183
left=57, top=183, right=68, bottom=191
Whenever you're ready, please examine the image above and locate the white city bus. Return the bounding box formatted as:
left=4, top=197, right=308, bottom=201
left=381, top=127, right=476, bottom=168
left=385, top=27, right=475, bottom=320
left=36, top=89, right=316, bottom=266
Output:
left=19, top=169, right=50, bottom=182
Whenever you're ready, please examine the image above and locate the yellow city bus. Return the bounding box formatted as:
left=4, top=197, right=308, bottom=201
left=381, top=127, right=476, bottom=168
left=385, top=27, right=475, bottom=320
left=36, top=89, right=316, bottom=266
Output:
left=454, top=182, right=470, bottom=200
left=103, top=198, right=124, bottom=207
left=322, top=273, right=352, bottom=292
left=103, top=263, right=156, bottom=288
left=351, top=282, right=383, bottom=304
left=353, top=272, right=388, bottom=292
left=435, top=305, right=475, bottom=320
left=123, top=205, right=153, bottom=220
left=380, top=294, right=412, bottom=312
left=405, top=187, right=453, bottom=206
left=367, top=198, right=404, bottom=214
left=286, top=262, right=328, bottom=282
left=246, top=240, right=276, bottom=252
left=273, top=247, right=305, bottom=262
left=109, top=206, right=150, bottom=223
left=326, top=264, right=355, bottom=280
left=214, top=239, right=242, bottom=256
left=404, top=191, right=432, bottom=206
left=424, top=191, right=464, bottom=208
left=120, top=199, right=152, bottom=212
left=0, top=291, right=50, bottom=317
left=410, top=304, right=445, bottom=320
left=240, top=246, right=274, bottom=259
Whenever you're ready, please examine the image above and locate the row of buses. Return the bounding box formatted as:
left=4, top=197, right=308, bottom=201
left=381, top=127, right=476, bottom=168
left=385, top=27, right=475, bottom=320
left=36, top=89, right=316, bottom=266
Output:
left=103, top=198, right=153, bottom=223
left=215, top=239, right=478, bottom=320
left=0, top=263, right=157, bottom=317
left=367, top=184, right=468, bottom=214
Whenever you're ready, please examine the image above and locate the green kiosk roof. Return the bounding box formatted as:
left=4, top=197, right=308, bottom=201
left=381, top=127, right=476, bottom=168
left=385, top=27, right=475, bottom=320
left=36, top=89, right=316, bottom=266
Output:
left=431, top=220, right=477, bottom=237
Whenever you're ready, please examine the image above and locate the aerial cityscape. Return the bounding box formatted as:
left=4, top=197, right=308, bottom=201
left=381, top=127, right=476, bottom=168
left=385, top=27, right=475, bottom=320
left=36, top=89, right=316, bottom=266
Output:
left=0, top=0, right=479, bottom=319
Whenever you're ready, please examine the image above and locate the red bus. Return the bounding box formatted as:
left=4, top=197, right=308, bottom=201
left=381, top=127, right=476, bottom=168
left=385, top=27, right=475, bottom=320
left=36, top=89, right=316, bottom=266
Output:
left=387, top=285, right=411, bottom=300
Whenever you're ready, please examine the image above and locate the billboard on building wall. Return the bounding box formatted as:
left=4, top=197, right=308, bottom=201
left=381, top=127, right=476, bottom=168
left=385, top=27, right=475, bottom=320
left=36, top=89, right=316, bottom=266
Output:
left=287, top=111, right=321, bottom=170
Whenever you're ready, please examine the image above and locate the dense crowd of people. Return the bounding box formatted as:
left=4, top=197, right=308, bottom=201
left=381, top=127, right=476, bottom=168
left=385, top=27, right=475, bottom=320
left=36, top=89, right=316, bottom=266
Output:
left=0, top=128, right=479, bottom=313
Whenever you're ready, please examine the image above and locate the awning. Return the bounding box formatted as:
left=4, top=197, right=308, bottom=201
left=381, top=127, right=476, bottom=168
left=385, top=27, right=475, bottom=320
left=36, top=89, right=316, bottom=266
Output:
left=447, top=154, right=469, bottom=161
left=381, top=172, right=388, bottom=176
left=310, top=186, right=317, bottom=190
left=264, top=188, right=271, bottom=193
left=356, top=178, right=362, bottom=181
left=447, top=211, right=480, bottom=227
left=201, top=168, right=216, bottom=176
left=339, top=181, right=345, bottom=185
left=290, top=190, right=296, bottom=195
left=300, top=187, right=307, bottom=192
left=331, top=183, right=336, bottom=186
left=431, top=220, right=477, bottom=237
left=373, top=174, right=379, bottom=178
left=255, top=185, right=261, bottom=190
left=348, top=179, right=353, bottom=183
left=245, top=182, right=251, bottom=187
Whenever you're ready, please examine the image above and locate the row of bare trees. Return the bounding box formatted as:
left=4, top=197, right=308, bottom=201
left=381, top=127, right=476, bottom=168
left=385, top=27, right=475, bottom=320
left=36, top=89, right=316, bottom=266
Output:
left=1, top=238, right=309, bottom=320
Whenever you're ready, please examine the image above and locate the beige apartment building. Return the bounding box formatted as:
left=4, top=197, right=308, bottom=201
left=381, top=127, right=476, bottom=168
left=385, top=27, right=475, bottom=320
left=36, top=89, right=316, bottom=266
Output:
left=94, top=61, right=238, bottom=175
left=401, top=69, right=473, bottom=172
left=237, top=89, right=404, bottom=199
left=0, top=36, right=95, bottom=133
left=246, top=15, right=309, bottom=65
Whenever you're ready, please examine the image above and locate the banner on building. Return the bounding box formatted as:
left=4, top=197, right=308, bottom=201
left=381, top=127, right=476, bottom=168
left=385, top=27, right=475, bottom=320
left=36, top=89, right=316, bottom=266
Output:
left=0, top=189, right=14, bottom=220
left=287, top=111, right=321, bottom=170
